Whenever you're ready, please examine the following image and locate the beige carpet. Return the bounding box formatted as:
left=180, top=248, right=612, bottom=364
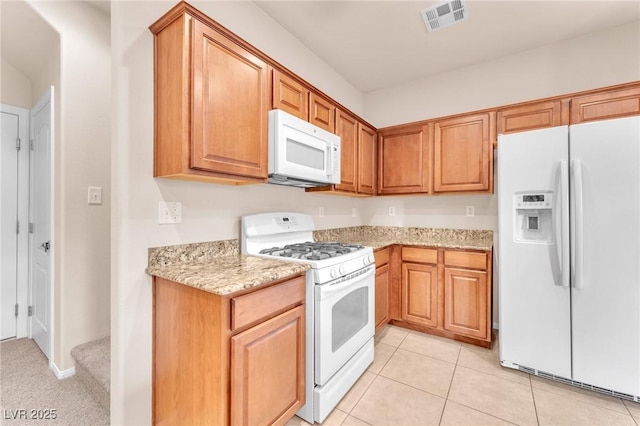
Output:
left=0, top=338, right=109, bottom=425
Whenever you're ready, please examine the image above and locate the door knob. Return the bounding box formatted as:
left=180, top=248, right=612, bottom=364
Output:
left=41, top=241, right=50, bottom=253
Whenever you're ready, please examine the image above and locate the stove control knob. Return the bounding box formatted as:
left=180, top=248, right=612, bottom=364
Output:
left=339, top=265, right=346, bottom=276
left=362, top=257, right=368, bottom=266
left=330, top=267, right=339, bottom=278
left=368, top=254, right=375, bottom=264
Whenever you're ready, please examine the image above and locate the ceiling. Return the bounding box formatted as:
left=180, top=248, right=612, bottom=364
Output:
left=255, top=1, right=640, bottom=93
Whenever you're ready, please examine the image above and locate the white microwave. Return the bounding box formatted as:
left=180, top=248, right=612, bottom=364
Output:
left=268, top=109, right=341, bottom=188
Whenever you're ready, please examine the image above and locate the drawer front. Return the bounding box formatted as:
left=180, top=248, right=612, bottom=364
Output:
left=402, top=247, right=438, bottom=264
left=231, top=275, right=305, bottom=331
left=444, top=250, right=487, bottom=270
left=375, top=247, right=390, bottom=267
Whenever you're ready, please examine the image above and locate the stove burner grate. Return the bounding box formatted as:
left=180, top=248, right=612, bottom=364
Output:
left=259, top=242, right=365, bottom=260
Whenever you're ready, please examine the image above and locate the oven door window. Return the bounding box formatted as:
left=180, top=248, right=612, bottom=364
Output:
left=332, top=287, right=368, bottom=353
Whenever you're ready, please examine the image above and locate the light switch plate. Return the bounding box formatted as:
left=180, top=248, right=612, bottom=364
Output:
left=159, top=202, right=182, bottom=224
left=88, top=187, right=102, bottom=205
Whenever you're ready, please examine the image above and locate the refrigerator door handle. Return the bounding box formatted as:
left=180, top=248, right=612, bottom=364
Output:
left=556, top=160, right=570, bottom=287
left=571, top=159, right=585, bottom=289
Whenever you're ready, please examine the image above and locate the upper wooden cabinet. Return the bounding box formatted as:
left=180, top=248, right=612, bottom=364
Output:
left=309, top=93, right=335, bottom=132
left=335, top=110, right=359, bottom=193
left=433, top=112, right=494, bottom=193
left=497, top=99, right=570, bottom=136
left=378, top=124, right=431, bottom=195
left=273, top=70, right=309, bottom=121
left=357, top=123, right=377, bottom=195
left=151, top=7, right=270, bottom=184
left=570, top=85, right=640, bottom=124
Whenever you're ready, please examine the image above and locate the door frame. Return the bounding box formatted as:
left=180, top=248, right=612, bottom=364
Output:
left=29, top=87, right=55, bottom=363
left=1, top=103, right=30, bottom=340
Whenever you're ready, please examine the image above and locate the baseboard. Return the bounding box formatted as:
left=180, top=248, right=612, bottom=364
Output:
left=50, top=361, right=76, bottom=379
left=493, top=322, right=499, bottom=330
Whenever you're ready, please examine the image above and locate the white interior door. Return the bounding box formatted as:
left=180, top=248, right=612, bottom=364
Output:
left=30, top=88, right=53, bottom=359
left=569, top=116, right=640, bottom=396
left=1, top=111, right=19, bottom=340
left=498, top=126, right=572, bottom=378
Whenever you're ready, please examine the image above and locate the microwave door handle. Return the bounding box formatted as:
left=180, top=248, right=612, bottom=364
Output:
left=326, top=143, right=334, bottom=177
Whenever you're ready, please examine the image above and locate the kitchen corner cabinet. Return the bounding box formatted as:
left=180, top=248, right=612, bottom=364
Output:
left=153, top=274, right=306, bottom=425
left=392, top=246, right=492, bottom=348
left=377, top=124, right=431, bottom=194
left=150, top=4, right=270, bottom=184
left=433, top=112, right=494, bottom=193
left=374, top=247, right=391, bottom=332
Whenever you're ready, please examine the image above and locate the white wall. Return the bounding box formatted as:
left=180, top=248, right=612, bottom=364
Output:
left=0, top=58, right=32, bottom=108
left=111, top=2, right=365, bottom=424
left=27, top=0, right=110, bottom=372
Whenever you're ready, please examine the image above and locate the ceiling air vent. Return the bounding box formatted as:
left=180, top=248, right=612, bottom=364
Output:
left=421, top=0, right=468, bottom=33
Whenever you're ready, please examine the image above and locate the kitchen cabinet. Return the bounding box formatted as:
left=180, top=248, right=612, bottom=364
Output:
left=335, top=110, right=359, bottom=193
left=309, top=93, right=335, bottom=132
left=390, top=246, right=492, bottom=348
left=150, top=5, right=270, bottom=184
left=570, top=85, right=640, bottom=124
left=153, top=274, right=306, bottom=425
left=400, top=247, right=438, bottom=328
left=497, top=99, right=570, bottom=136
left=443, top=250, right=489, bottom=340
left=357, top=123, right=377, bottom=195
left=374, top=247, right=391, bottom=332
left=433, top=112, right=494, bottom=193
left=273, top=69, right=309, bottom=121
left=377, top=124, right=431, bottom=194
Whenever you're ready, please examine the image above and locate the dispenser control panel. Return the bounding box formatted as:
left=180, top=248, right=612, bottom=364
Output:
left=515, top=193, right=552, bottom=209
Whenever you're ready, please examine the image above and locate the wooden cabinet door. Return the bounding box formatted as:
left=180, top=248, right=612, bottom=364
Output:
left=497, top=99, right=569, bottom=135
left=443, top=268, right=488, bottom=339
left=378, top=125, right=430, bottom=194
left=570, top=85, right=640, bottom=124
left=401, top=263, right=438, bottom=328
left=309, top=93, right=335, bottom=132
left=375, top=264, right=390, bottom=332
left=433, top=112, right=493, bottom=193
left=335, top=109, right=358, bottom=192
left=273, top=69, right=308, bottom=120
left=357, top=123, right=377, bottom=195
left=231, top=305, right=305, bottom=426
left=191, top=20, right=270, bottom=179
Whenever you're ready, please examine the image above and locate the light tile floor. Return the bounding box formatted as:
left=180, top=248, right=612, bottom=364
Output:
left=287, top=325, right=640, bottom=426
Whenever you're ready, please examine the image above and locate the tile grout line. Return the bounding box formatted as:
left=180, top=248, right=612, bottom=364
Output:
left=530, top=374, right=541, bottom=426
left=621, top=399, right=639, bottom=425
left=438, top=345, right=462, bottom=425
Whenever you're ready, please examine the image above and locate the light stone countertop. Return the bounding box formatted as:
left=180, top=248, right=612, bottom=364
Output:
left=146, top=240, right=309, bottom=296
left=147, top=226, right=492, bottom=296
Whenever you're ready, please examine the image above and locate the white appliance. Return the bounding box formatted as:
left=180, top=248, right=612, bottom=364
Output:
left=498, top=116, right=640, bottom=401
left=268, top=109, right=341, bottom=188
left=241, top=212, right=375, bottom=423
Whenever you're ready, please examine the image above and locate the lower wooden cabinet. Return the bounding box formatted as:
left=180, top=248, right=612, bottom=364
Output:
left=152, top=274, right=306, bottom=425
left=231, top=305, right=305, bottom=425
left=443, top=267, right=488, bottom=339
left=375, top=264, right=390, bottom=332
left=401, top=262, right=438, bottom=328
left=389, top=246, right=492, bottom=348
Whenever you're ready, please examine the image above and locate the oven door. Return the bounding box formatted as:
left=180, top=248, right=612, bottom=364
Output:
left=314, top=265, right=375, bottom=386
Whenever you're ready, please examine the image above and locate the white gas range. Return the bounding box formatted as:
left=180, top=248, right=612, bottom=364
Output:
left=241, top=212, right=375, bottom=424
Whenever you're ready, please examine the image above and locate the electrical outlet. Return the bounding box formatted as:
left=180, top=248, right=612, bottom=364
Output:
left=319, top=207, right=325, bottom=218
left=87, top=187, right=102, bottom=205
left=389, top=206, right=396, bottom=216
left=351, top=208, right=357, bottom=217
left=466, top=206, right=475, bottom=217
left=159, top=202, right=182, bottom=224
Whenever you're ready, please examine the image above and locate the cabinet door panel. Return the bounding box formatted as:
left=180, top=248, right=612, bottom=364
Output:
left=375, top=264, right=390, bottom=332
left=443, top=268, right=487, bottom=339
left=191, top=21, right=269, bottom=179
left=378, top=125, right=430, bottom=194
left=434, top=113, right=492, bottom=193
left=273, top=70, right=309, bottom=120
left=401, top=263, right=438, bottom=328
left=571, top=86, right=640, bottom=124
left=231, top=305, right=305, bottom=426
left=309, top=93, right=335, bottom=132
left=335, top=110, right=358, bottom=192
left=497, top=100, right=569, bottom=135
left=357, top=123, right=377, bottom=195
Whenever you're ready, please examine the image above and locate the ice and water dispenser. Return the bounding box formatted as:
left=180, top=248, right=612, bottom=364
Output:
left=513, top=192, right=553, bottom=243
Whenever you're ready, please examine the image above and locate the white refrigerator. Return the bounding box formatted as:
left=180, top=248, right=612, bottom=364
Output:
left=498, top=116, right=640, bottom=399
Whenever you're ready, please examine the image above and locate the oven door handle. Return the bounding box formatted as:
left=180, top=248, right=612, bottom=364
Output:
left=315, top=266, right=375, bottom=300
